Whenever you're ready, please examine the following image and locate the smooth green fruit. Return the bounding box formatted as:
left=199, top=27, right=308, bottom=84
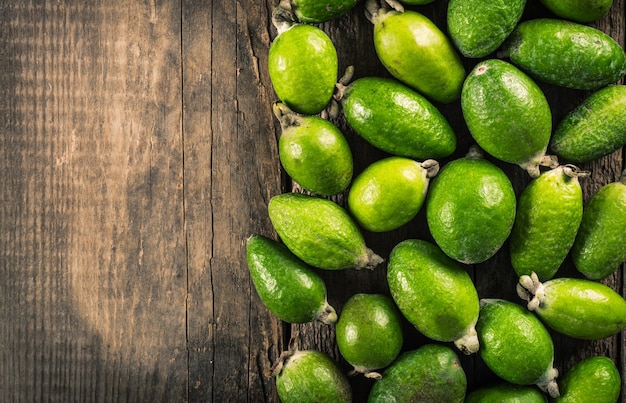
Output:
left=290, top=0, right=359, bottom=23
left=368, top=344, right=467, bottom=402
left=268, top=193, right=384, bottom=270
left=461, top=59, right=552, bottom=177
left=476, top=299, right=559, bottom=397
left=274, top=102, right=352, bottom=196
left=426, top=148, right=517, bottom=264
left=338, top=76, right=457, bottom=159
left=571, top=170, right=626, bottom=280
left=348, top=157, right=439, bottom=232
left=268, top=21, right=338, bottom=115
left=509, top=165, right=585, bottom=281
left=518, top=273, right=626, bottom=340
left=274, top=349, right=352, bottom=403
left=447, top=0, right=526, bottom=58
left=554, top=356, right=621, bottom=403
left=503, top=18, right=626, bottom=90
left=465, top=383, right=548, bottom=403
left=367, top=6, right=466, bottom=103
left=246, top=235, right=337, bottom=324
left=335, top=293, right=403, bottom=376
left=539, top=0, right=613, bottom=23
left=550, top=85, right=626, bottom=164
left=387, top=239, right=480, bottom=354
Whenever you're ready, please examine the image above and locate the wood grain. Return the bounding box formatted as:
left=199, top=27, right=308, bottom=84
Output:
left=0, top=0, right=624, bottom=401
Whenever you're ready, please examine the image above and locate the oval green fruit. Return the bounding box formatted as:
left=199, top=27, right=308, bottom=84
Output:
left=367, top=5, right=466, bottom=103
left=465, top=383, right=548, bottom=403
left=571, top=170, right=626, bottom=280
left=368, top=344, right=467, bottom=402
left=289, top=0, right=359, bottom=23
left=339, top=76, right=457, bottom=159
left=335, top=293, right=403, bottom=376
left=550, top=85, right=626, bottom=164
left=518, top=273, right=626, bottom=340
left=509, top=165, right=585, bottom=281
left=274, top=102, right=353, bottom=196
left=426, top=148, right=517, bottom=264
left=503, top=18, right=626, bottom=90
left=268, top=193, right=384, bottom=270
left=476, top=299, right=559, bottom=398
left=274, top=349, right=352, bottom=403
left=246, top=235, right=337, bottom=324
left=268, top=22, right=338, bottom=115
left=348, top=157, right=439, bottom=232
left=387, top=239, right=480, bottom=354
left=461, top=59, right=552, bottom=177
left=554, top=356, right=621, bottom=403
left=447, top=0, right=526, bottom=58
left=539, top=0, right=613, bottom=23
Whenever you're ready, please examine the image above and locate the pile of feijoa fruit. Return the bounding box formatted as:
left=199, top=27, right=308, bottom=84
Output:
left=247, top=0, right=626, bottom=400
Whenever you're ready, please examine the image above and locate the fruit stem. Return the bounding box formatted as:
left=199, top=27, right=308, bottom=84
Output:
left=356, top=248, right=385, bottom=270
left=272, top=101, right=301, bottom=129
left=364, top=0, right=403, bottom=24
left=517, top=272, right=545, bottom=311
left=271, top=2, right=297, bottom=34
left=466, top=145, right=484, bottom=159
left=421, top=159, right=440, bottom=179
left=562, top=164, right=590, bottom=180
left=536, top=366, right=560, bottom=398
left=317, top=301, right=338, bottom=325
left=454, top=326, right=480, bottom=355
left=333, top=66, right=354, bottom=102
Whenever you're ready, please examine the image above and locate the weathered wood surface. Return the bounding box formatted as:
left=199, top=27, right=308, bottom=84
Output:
left=0, top=0, right=624, bottom=401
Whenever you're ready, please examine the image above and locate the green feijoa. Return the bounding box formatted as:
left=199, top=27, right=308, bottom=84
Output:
left=268, top=16, right=338, bottom=115
left=246, top=235, right=337, bottom=324
left=274, top=349, right=352, bottom=403
left=335, top=293, right=403, bottom=376
left=338, top=76, right=456, bottom=159
left=366, top=3, right=466, bottom=104
left=274, top=102, right=353, bottom=196
left=289, top=0, right=359, bottom=23
left=503, top=18, right=626, bottom=90
left=465, top=383, right=548, bottom=403
left=447, top=0, right=526, bottom=58
left=518, top=273, right=626, bottom=340
left=268, top=193, right=384, bottom=270
left=461, top=59, right=552, bottom=177
left=476, top=299, right=559, bottom=398
left=368, top=344, right=467, bottom=402
left=426, top=148, right=517, bottom=264
left=571, top=170, right=626, bottom=280
left=387, top=239, right=480, bottom=354
left=509, top=165, right=585, bottom=281
left=550, top=85, right=626, bottom=164
left=538, top=0, right=613, bottom=23
left=554, top=356, right=621, bottom=403
left=348, top=157, right=439, bottom=232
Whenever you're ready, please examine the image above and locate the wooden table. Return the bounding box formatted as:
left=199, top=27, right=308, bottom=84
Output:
left=1, top=1, right=624, bottom=401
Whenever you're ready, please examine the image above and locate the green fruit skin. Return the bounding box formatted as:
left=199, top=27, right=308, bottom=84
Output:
left=291, top=0, right=359, bottom=23
left=387, top=239, right=480, bottom=347
left=465, top=383, right=548, bottom=403
left=246, top=235, right=334, bottom=324
left=571, top=175, right=626, bottom=280
left=368, top=344, right=467, bottom=403
left=268, top=24, right=338, bottom=115
left=534, top=278, right=626, bottom=340
left=335, top=293, right=404, bottom=373
left=279, top=115, right=353, bottom=196
left=461, top=59, right=552, bottom=171
left=268, top=193, right=378, bottom=270
left=426, top=155, right=517, bottom=264
left=348, top=157, right=433, bottom=232
left=550, top=85, right=626, bottom=164
left=477, top=299, right=555, bottom=386
left=539, top=0, right=613, bottom=23
left=276, top=350, right=352, bottom=403
left=504, top=18, right=626, bottom=90
left=554, top=356, right=621, bottom=403
left=341, top=77, right=456, bottom=159
left=373, top=10, right=466, bottom=104
left=447, top=0, right=526, bottom=58
left=509, top=166, right=583, bottom=281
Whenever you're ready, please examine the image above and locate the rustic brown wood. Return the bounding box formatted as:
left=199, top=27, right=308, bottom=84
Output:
left=0, top=0, right=624, bottom=402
